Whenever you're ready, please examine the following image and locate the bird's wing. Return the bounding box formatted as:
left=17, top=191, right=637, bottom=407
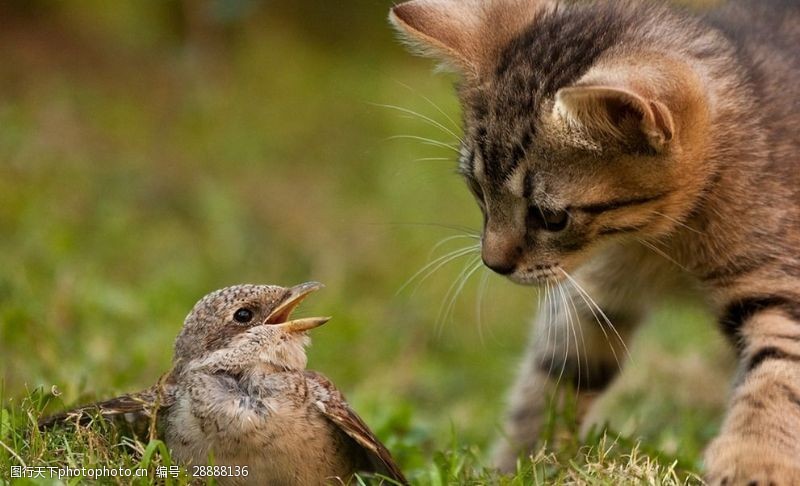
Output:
left=305, top=371, right=408, bottom=485
left=38, top=373, right=176, bottom=435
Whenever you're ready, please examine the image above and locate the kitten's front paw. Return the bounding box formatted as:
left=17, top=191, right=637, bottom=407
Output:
left=705, top=434, right=800, bottom=486
left=491, top=441, right=526, bottom=475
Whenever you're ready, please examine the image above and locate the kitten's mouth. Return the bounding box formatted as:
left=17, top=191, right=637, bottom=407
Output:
left=266, top=282, right=331, bottom=332
left=507, top=265, right=563, bottom=285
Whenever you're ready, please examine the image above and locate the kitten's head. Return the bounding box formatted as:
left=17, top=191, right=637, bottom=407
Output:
left=391, top=0, right=710, bottom=284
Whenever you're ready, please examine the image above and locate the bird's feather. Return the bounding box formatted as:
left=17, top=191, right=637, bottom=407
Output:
left=38, top=374, right=177, bottom=436
left=305, top=371, right=408, bottom=485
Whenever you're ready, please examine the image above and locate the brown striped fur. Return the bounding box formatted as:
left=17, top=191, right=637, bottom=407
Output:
left=390, top=0, right=800, bottom=483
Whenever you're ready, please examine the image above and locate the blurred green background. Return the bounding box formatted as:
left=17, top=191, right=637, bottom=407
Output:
left=0, top=0, right=734, bottom=481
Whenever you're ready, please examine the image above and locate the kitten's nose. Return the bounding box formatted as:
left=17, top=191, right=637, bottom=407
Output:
left=483, top=257, right=516, bottom=275
left=482, top=230, right=521, bottom=275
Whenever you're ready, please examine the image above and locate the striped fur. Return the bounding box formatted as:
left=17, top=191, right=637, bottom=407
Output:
left=391, top=0, right=800, bottom=483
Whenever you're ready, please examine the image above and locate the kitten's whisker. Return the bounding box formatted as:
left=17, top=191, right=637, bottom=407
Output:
left=650, top=210, right=703, bottom=235
left=413, top=157, right=455, bottom=163
left=392, top=80, right=462, bottom=132
left=397, top=245, right=480, bottom=295
left=385, top=135, right=460, bottom=153
left=568, top=281, right=622, bottom=372
left=553, top=284, right=571, bottom=390
left=376, top=221, right=480, bottom=236
left=565, top=284, right=590, bottom=392
left=436, top=256, right=482, bottom=337
left=560, top=280, right=588, bottom=395
left=414, top=246, right=481, bottom=295
left=370, top=103, right=463, bottom=143
left=406, top=245, right=475, bottom=283
left=453, top=258, right=484, bottom=321
left=538, top=283, right=550, bottom=377
left=535, top=283, right=549, bottom=377
left=560, top=269, right=632, bottom=363
left=545, top=281, right=558, bottom=380
left=476, top=268, right=491, bottom=347
left=559, top=269, right=624, bottom=370
left=428, top=234, right=481, bottom=260
left=556, top=281, right=580, bottom=393
left=635, top=237, right=689, bottom=272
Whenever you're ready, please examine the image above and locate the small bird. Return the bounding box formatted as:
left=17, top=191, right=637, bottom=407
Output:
left=40, top=282, right=407, bottom=485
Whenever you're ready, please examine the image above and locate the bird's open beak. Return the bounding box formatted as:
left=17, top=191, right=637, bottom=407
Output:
left=266, top=281, right=331, bottom=333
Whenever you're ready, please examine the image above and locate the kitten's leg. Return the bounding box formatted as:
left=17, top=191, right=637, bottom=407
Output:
left=493, top=248, right=661, bottom=472
left=705, top=294, right=800, bottom=485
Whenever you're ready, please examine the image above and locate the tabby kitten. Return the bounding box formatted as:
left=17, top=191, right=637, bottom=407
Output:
left=390, top=0, right=800, bottom=483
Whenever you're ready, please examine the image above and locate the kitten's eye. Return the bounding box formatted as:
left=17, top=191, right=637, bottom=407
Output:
left=233, top=308, right=254, bottom=323
left=527, top=206, right=570, bottom=232
left=544, top=209, right=569, bottom=231
left=466, top=176, right=485, bottom=205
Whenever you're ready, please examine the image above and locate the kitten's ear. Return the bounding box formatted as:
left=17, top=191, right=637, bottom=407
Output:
left=554, top=85, right=675, bottom=153
left=389, top=0, right=482, bottom=74
left=389, top=0, right=544, bottom=76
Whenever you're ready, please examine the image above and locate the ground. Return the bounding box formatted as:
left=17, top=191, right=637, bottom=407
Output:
left=1, top=1, right=732, bottom=484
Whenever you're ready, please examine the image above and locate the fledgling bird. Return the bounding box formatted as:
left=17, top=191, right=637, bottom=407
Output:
left=39, top=282, right=407, bottom=485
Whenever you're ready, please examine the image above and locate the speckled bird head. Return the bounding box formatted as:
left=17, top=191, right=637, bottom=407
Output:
left=173, top=282, right=330, bottom=372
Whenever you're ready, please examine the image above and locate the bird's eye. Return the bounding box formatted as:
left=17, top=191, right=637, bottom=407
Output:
left=233, top=308, right=254, bottom=324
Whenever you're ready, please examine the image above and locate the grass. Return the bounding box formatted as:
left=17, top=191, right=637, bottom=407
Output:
left=1, top=391, right=706, bottom=485
left=1, top=2, right=733, bottom=484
